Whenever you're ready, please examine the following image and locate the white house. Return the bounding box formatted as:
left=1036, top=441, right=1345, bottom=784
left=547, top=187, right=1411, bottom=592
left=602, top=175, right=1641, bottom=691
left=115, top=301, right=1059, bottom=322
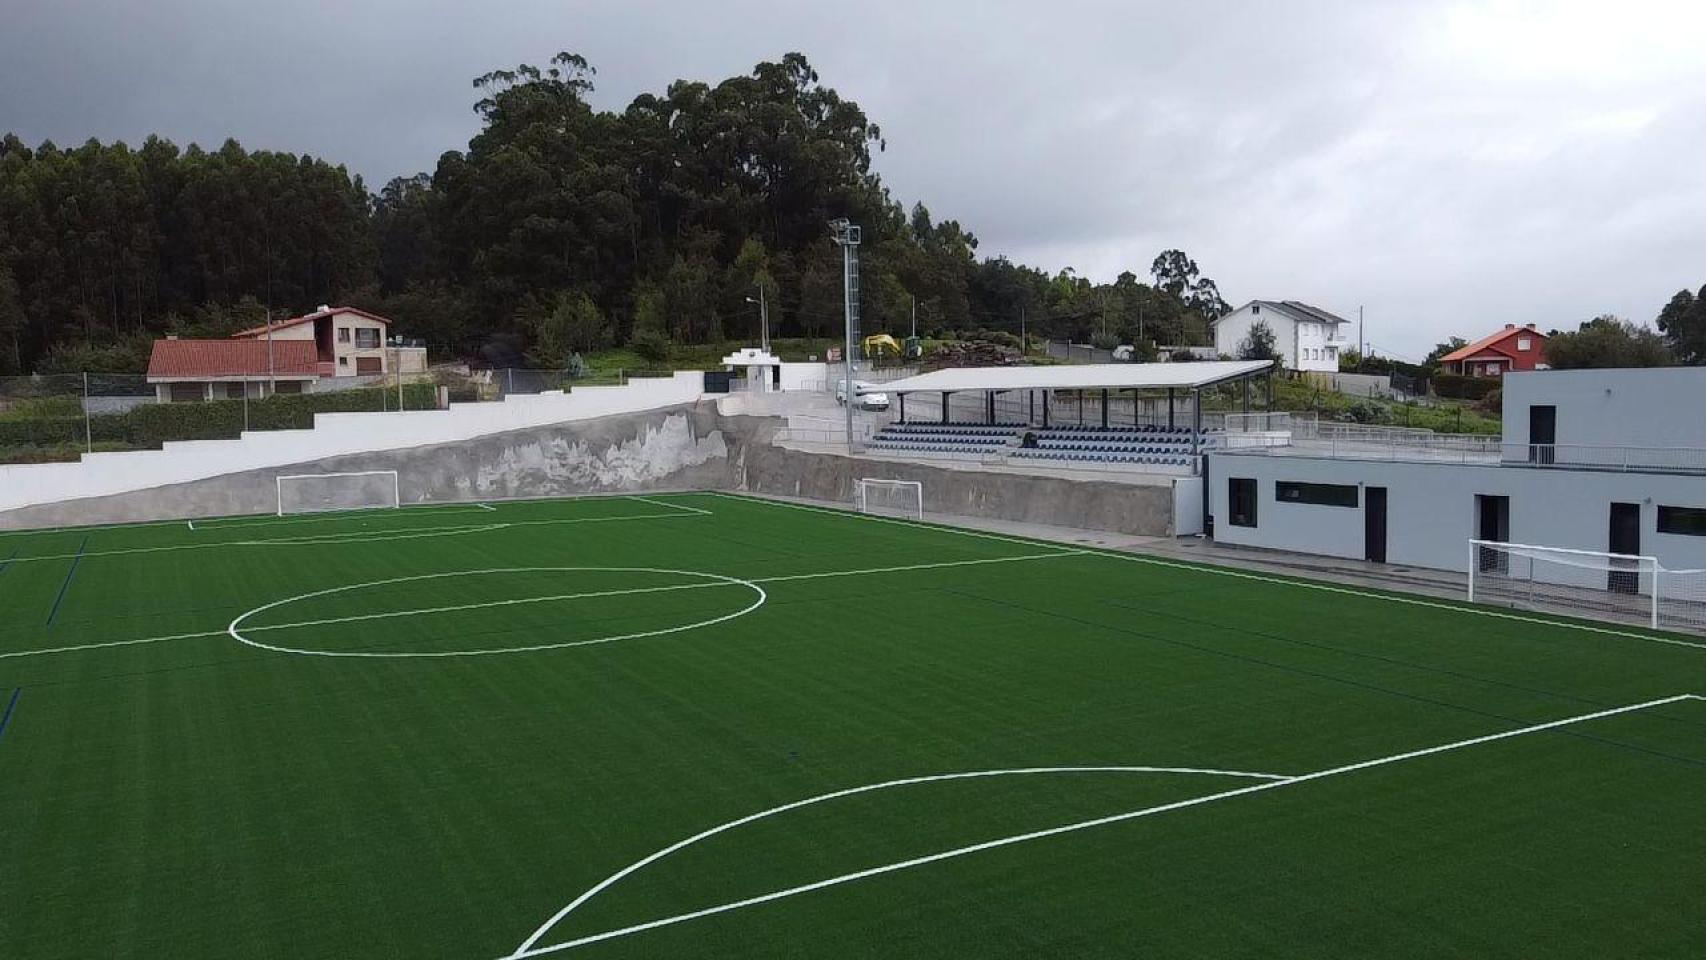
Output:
left=1213, top=300, right=1350, bottom=372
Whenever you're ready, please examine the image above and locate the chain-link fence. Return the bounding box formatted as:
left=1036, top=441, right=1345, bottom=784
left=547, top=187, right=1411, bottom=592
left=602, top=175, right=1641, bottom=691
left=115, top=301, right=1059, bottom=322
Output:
left=0, top=368, right=680, bottom=464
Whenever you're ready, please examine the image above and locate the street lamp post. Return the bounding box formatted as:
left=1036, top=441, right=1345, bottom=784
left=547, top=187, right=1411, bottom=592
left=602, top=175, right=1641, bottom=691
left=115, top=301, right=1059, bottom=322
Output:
left=829, top=219, right=861, bottom=454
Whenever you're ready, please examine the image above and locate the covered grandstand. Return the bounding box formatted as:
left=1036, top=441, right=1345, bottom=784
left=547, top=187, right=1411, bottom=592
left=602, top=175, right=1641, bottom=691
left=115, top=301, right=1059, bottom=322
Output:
left=868, top=360, right=1274, bottom=469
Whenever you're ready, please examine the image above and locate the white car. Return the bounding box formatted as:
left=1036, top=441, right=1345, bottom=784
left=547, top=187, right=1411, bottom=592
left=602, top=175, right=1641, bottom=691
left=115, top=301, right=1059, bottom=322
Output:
left=836, top=380, right=890, bottom=411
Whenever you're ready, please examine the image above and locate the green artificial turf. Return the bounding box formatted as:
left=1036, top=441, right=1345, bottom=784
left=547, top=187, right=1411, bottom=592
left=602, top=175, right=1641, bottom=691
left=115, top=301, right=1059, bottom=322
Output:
left=1, top=492, right=1702, bottom=959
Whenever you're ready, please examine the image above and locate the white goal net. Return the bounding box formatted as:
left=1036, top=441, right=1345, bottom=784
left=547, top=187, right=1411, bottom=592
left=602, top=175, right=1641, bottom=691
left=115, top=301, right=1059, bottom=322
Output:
left=856, top=478, right=923, bottom=521
left=1466, top=539, right=1703, bottom=630
left=276, top=470, right=401, bottom=516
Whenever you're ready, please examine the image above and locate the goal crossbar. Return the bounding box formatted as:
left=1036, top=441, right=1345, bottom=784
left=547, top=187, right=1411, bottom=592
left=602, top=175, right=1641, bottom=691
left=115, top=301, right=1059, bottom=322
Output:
left=276, top=470, right=401, bottom=516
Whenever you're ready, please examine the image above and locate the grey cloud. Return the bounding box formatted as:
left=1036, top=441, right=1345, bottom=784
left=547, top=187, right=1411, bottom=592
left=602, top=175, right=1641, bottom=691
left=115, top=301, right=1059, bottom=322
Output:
left=3, top=0, right=1702, bottom=358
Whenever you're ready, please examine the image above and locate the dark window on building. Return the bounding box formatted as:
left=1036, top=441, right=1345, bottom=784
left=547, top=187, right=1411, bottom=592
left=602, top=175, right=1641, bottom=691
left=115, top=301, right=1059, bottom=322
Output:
left=1229, top=478, right=1258, bottom=527
left=355, top=328, right=381, bottom=349
left=1276, top=481, right=1359, bottom=508
left=1658, top=506, right=1706, bottom=537
left=274, top=380, right=304, bottom=395
left=225, top=382, right=246, bottom=399
left=338, top=326, right=351, bottom=343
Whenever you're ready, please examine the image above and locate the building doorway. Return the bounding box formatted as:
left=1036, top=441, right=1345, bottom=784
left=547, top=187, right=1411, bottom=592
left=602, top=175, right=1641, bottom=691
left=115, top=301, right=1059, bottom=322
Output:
left=1364, top=486, right=1387, bottom=563
left=1608, top=502, right=1641, bottom=594
left=1475, top=494, right=1510, bottom=572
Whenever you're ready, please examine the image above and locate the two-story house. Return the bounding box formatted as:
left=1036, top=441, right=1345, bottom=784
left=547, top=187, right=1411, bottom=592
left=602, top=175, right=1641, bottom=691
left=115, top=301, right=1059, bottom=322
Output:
left=1212, top=300, right=1351, bottom=372
left=146, top=306, right=426, bottom=402
left=1439, top=323, right=1548, bottom=377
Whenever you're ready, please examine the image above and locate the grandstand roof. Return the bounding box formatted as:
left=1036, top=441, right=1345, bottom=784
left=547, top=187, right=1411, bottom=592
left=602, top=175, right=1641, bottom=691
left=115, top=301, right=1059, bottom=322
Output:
left=877, top=360, right=1274, bottom=395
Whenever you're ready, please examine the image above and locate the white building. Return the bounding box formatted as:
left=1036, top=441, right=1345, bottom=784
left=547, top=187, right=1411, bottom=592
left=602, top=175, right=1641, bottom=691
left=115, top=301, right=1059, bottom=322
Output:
left=1205, top=367, right=1706, bottom=578
left=1212, top=300, right=1351, bottom=372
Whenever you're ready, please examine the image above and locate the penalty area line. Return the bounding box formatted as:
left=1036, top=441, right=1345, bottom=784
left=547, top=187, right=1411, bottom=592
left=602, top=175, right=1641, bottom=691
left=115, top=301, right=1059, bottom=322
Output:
left=626, top=495, right=712, bottom=516
left=504, top=693, right=1705, bottom=958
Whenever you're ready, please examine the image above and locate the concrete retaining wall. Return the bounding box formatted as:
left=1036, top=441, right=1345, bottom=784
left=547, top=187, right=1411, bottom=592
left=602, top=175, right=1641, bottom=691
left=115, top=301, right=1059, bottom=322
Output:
left=0, top=372, right=705, bottom=514
left=0, top=405, right=1178, bottom=537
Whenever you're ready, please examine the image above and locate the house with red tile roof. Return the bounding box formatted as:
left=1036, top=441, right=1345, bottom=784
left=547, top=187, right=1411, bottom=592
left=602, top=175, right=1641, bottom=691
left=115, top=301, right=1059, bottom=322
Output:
left=1439, top=323, right=1548, bottom=378
left=146, top=306, right=425, bottom=401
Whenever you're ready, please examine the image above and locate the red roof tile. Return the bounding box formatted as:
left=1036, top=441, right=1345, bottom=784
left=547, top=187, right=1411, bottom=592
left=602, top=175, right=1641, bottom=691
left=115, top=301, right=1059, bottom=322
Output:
left=147, top=339, right=321, bottom=380
left=1440, top=326, right=1548, bottom=364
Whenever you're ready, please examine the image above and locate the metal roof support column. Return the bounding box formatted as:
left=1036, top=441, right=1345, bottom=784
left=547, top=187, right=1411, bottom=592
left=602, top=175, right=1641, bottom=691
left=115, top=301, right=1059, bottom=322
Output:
left=1167, top=387, right=1175, bottom=430
left=1042, top=390, right=1050, bottom=428
left=987, top=390, right=995, bottom=424
left=1192, top=388, right=1202, bottom=458
left=942, top=391, right=952, bottom=425
left=1028, top=389, right=1035, bottom=425
left=898, top=392, right=906, bottom=424
left=1242, top=377, right=1251, bottom=414
left=1101, top=389, right=1109, bottom=428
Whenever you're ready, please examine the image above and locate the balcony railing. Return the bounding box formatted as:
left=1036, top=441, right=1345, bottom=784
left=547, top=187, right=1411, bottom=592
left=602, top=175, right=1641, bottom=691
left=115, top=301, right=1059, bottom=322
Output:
left=1505, top=443, right=1706, bottom=474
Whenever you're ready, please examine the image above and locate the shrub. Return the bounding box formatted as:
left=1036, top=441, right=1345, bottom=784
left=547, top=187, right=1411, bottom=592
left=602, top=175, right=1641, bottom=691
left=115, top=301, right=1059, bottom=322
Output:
left=631, top=329, right=671, bottom=363
left=1432, top=373, right=1500, bottom=401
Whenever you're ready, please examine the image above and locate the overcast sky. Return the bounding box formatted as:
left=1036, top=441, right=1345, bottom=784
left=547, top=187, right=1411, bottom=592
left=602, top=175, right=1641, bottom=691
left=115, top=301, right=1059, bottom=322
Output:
left=5, top=0, right=1704, bottom=359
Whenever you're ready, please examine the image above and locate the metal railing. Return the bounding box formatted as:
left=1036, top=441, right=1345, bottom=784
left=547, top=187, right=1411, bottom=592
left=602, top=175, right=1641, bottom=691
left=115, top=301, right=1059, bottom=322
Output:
left=1503, top=443, right=1706, bottom=473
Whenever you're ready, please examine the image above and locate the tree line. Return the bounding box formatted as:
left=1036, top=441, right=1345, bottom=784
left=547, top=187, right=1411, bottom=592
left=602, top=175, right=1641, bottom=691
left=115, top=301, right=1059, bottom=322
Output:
left=0, top=51, right=1230, bottom=375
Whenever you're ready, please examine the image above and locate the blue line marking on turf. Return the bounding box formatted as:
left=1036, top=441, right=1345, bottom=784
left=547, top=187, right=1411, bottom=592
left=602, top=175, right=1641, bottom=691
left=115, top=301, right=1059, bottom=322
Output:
left=0, top=688, right=20, bottom=743
left=44, top=535, right=88, bottom=627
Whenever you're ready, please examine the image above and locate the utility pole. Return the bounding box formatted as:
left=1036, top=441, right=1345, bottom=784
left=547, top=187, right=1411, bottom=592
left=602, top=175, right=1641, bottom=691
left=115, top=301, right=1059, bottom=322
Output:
left=909, top=295, right=916, bottom=339
left=1020, top=304, right=1027, bottom=356
left=1358, top=305, right=1365, bottom=369
left=266, top=304, right=275, bottom=398
left=830, top=219, right=862, bottom=454
left=746, top=286, right=770, bottom=352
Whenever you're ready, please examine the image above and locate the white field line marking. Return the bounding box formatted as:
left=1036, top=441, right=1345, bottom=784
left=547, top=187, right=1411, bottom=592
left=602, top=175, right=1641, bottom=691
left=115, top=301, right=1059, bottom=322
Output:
left=0, top=550, right=1077, bottom=660
left=192, top=506, right=495, bottom=531
left=186, top=521, right=195, bottom=531
left=476, top=502, right=498, bottom=512
left=0, top=629, right=228, bottom=660
left=709, top=493, right=1706, bottom=652
left=0, top=510, right=698, bottom=566
left=507, top=693, right=1706, bottom=959
left=0, top=491, right=688, bottom=542
left=225, top=552, right=1077, bottom=659
left=235, top=551, right=1078, bottom=637
left=626, top=495, right=712, bottom=516
left=227, top=567, right=768, bottom=659
left=508, top=765, right=1290, bottom=958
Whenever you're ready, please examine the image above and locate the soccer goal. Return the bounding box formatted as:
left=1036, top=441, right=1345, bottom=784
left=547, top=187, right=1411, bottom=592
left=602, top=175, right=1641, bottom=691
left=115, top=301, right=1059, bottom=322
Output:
left=276, top=470, right=401, bottom=517
left=1468, top=540, right=1659, bottom=628
left=856, top=478, right=924, bottom=521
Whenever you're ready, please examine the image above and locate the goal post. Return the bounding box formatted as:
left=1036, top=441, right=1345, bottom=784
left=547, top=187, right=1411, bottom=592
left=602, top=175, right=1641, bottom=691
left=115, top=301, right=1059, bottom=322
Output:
left=1468, top=539, right=1658, bottom=629
left=276, top=470, right=401, bottom=517
left=856, top=478, right=923, bottom=521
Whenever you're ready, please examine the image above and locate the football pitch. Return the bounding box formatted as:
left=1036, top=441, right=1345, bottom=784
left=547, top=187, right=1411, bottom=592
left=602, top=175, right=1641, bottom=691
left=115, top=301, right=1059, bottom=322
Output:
left=2, top=491, right=1703, bottom=958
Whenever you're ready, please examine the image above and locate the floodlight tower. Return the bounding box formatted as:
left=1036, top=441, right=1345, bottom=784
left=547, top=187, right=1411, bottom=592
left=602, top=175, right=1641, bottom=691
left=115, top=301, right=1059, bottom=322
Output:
left=830, top=218, right=862, bottom=453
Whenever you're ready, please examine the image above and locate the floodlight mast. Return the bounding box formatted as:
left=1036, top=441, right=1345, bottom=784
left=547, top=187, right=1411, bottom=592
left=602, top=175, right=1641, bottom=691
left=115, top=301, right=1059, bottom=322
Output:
left=830, top=219, right=862, bottom=453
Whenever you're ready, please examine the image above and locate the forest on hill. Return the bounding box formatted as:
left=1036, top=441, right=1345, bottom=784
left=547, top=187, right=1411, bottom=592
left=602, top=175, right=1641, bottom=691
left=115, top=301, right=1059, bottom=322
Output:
left=0, top=52, right=1231, bottom=375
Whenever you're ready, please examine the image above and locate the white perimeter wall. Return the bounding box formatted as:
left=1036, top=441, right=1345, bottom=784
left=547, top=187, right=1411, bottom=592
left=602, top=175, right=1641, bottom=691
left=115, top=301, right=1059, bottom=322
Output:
left=0, top=373, right=704, bottom=513
left=1206, top=451, right=1706, bottom=573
